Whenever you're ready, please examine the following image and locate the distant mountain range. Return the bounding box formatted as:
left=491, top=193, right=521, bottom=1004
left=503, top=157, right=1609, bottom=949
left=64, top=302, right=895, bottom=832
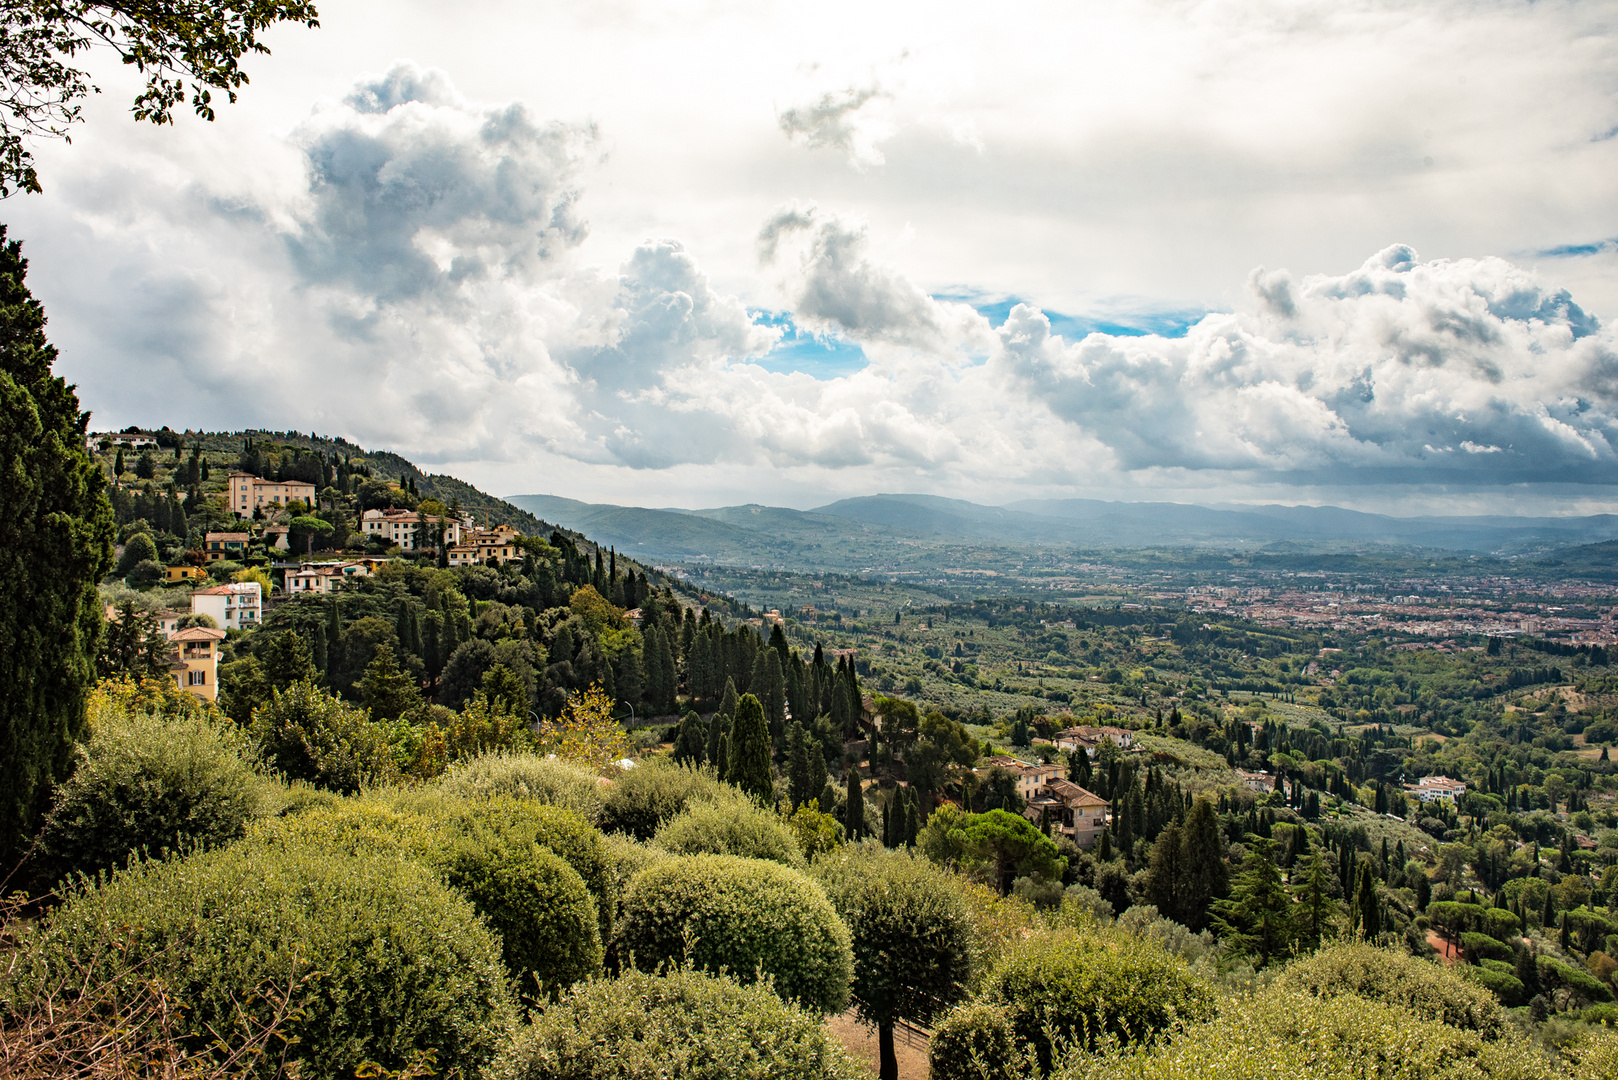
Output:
left=502, top=491, right=1618, bottom=568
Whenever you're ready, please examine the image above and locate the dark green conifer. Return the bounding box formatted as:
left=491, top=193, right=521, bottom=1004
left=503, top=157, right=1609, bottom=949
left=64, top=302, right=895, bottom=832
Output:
left=0, top=225, right=115, bottom=861
left=727, top=693, right=773, bottom=803
left=844, top=764, right=866, bottom=840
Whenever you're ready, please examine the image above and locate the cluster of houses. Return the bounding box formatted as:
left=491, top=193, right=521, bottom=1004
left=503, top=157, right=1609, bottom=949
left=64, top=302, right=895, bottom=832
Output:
left=977, top=755, right=1112, bottom=849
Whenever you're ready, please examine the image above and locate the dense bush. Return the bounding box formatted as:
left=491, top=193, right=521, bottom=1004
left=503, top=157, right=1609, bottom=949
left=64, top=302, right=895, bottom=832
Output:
left=490, top=968, right=868, bottom=1080
left=440, top=831, right=601, bottom=996
left=1056, top=985, right=1557, bottom=1080
left=1274, top=942, right=1506, bottom=1037
left=929, top=1002, right=1029, bottom=1080
left=981, top=926, right=1212, bottom=1071
left=249, top=680, right=400, bottom=792
left=615, top=854, right=852, bottom=1013
left=453, top=796, right=617, bottom=940
left=39, top=703, right=270, bottom=883
left=244, top=797, right=447, bottom=861
left=600, top=760, right=727, bottom=839
left=438, top=752, right=605, bottom=822
left=21, top=844, right=516, bottom=1080
left=655, top=793, right=806, bottom=867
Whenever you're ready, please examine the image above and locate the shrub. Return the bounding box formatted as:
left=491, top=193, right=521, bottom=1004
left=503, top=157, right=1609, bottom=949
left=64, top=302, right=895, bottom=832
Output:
left=437, top=751, right=606, bottom=821
left=489, top=967, right=868, bottom=1080
left=244, top=797, right=447, bottom=861
left=1116, top=905, right=1214, bottom=964
left=39, top=701, right=270, bottom=883
left=929, top=1002, right=1031, bottom=1080
left=440, top=832, right=601, bottom=996
left=600, top=760, right=727, bottom=839
left=249, top=680, right=400, bottom=792
left=453, top=796, right=617, bottom=941
left=654, top=793, right=806, bottom=867
left=616, top=854, right=852, bottom=1013
left=1481, top=908, right=1521, bottom=940
left=1274, top=941, right=1506, bottom=1037
left=1565, top=1028, right=1618, bottom=1080
left=1056, top=985, right=1557, bottom=1080
left=981, top=926, right=1212, bottom=1071
left=21, top=845, right=516, bottom=1080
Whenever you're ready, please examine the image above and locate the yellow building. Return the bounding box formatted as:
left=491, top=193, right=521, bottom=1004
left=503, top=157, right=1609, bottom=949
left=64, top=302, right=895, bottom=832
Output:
left=168, top=626, right=225, bottom=701
left=163, top=565, right=209, bottom=583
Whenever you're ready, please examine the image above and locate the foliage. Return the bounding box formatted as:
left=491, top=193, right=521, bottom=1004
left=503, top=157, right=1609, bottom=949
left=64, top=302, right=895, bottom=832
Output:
left=1054, top=984, right=1557, bottom=1080
left=538, top=683, right=633, bottom=771
left=957, top=809, right=1067, bottom=895
left=784, top=799, right=844, bottom=860
left=437, top=751, right=606, bottom=822
left=0, top=2, right=321, bottom=196
left=813, top=843, right=976, bottom=1079
left=615, top=854, right=853, bottom=1014
left=1210, top=838, right=1295, bottom=967
left=929, top=1002, right=1031, bottom=1080
left=39, top=686, right=271, bottom=883
left=600, top=758, right=728, bottom=840
left=489, top=967, right=869, bottom=1080
left=439, top=831, right=602, bottom=997
left=248, top=679, right=401, bottom=792
left=980, top=925, right=1214, bottom=1071
left=0, top=227, right=115, bottom=862
left=1272, top=942, right=1506, bottom=1038
left=20, top=843, right=516, bottom=1080
left=728, top=692, right=774, bottom=802
left=655, top=791, right=807, bottom=868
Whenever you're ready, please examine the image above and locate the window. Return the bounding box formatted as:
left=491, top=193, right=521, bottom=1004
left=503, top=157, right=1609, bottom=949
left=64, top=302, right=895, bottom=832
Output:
left=188, top=670, right=206, bottom=686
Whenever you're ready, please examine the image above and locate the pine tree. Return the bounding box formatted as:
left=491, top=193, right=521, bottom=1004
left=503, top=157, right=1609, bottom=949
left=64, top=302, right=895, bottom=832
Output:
left=845, top=765, right=866, bottom=840
left=728, top=693, right=773, bottom=803
left=1180, top=799, right=1229, bottom=932
left=1294, top=848, right=1338, bottom=951
left=1211, top=838, right=1296, bottom=967
left=361, top=645, right=419, bottom=723
left=0, top=230, right=115, bottom=861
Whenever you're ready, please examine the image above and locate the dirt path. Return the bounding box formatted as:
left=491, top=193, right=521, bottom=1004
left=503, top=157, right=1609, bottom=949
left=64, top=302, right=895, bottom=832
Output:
left=1428, top=930, right=1461, bottom=964
left=828, top=1011, right=930, bottom=1079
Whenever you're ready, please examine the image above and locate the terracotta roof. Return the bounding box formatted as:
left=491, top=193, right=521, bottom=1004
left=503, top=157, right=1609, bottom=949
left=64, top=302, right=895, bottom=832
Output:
left=1047, top=779, right=1108, bottom=807
left=168, top=626, right=226, bottom=642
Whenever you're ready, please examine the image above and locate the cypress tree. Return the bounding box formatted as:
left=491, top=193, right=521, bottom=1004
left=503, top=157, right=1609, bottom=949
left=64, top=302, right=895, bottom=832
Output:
left=845, top=765, right=866, bottom=840
left=788, top=721, right=811, bottom=810
left=707, top=713, right=726, bottom=769
left=643, top=626, right=665, bottom=711
left=1179, top=799, right=1228, bottom=931
left=728, top=693, right=773, bottom=803
left=1355, top=862, right=1379, bottom=939
left=0, top=230, right=115, bottom=862
left=657, top=626, right=678, bottom=711
left=718, top=677, right=739, bottom=723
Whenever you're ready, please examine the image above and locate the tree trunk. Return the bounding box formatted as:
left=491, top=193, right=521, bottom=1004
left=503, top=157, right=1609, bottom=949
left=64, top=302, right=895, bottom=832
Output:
left=878, top=1021, right=898, bottom=1080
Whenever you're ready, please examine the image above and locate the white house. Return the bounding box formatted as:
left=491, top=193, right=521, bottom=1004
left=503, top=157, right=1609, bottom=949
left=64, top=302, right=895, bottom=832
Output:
left=980, top=756, right=1066, bottom=802
left=1406, top=775, right=1467, bottom=803
left=1054, top=724, right=1135, bottom=758
left=189, top=582, right=262, bottom=631
left=359, top=508, right=469, bottom=551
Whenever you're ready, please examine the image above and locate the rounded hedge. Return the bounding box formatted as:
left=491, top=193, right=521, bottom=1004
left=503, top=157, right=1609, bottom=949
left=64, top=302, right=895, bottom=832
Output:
left=812, top=845, right=975, bottom=1028
left=438, top=752, right=605, bottom=822
left=600, top=760, right=727, bottom=839
left=616, top=854, right=853, bottom=1013
left=654, top=794, right=806, bottom=868
left=440, top=832, right=601, bottom=996
left=490, top=967, right=868, bottom=1080
left=40, top=707, right=270, bottom=883
left=929, top=1002, right=1026, bottom=1080
left=1064, top=985, right=1557, bottom=1080
left=25, top=845, right=516, bottom=1080
left=1274, top=941, right=1506, bottom=1037
left=982, top=926, right=1212, bottom=1071
left=452, top=796, right=617, bottom=941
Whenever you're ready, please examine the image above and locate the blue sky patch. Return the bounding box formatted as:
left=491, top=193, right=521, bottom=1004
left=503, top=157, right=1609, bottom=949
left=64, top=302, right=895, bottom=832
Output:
left=938, top=292, right=1205, bottom=340
left=749, top=310, right=869, bottom=377
left=1535, top=238, right=1618, bottom=259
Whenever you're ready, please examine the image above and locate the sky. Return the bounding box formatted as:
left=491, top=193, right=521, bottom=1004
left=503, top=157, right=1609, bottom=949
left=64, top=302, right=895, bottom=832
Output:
left=9, top=0, right=1618, bottom=515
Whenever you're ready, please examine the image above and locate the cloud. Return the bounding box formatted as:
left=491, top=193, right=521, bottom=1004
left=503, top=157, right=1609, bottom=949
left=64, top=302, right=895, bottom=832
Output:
left=777, top=83, right=894, bottom=170
left=993, top=244, right=1618, bottom=485
left=756, top=203, right=989, bottom=353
